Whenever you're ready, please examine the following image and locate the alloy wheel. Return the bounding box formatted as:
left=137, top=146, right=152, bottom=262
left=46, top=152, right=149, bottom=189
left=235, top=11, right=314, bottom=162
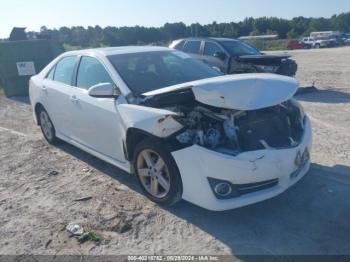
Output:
left=40, top=110, right=54, bottom=141
left=136, top=149, right=171, bottom=199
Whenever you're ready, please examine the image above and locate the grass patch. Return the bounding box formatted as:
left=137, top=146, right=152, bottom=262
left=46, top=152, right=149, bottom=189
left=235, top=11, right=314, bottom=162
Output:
left=0, top=87, right=4, bottom=97
left=77, top=231, right=102, bottom=244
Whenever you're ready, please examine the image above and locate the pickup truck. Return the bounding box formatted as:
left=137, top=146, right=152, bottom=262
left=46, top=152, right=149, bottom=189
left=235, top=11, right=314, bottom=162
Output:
left=301, top=37, right=332, bottom=48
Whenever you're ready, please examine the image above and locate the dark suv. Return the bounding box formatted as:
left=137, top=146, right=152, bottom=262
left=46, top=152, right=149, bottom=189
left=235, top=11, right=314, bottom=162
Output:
left=169, top=37, right=298, bottom=77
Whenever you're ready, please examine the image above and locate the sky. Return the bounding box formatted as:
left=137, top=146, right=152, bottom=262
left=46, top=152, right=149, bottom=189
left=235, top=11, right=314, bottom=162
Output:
left=2, top=0, right=350, bottom=38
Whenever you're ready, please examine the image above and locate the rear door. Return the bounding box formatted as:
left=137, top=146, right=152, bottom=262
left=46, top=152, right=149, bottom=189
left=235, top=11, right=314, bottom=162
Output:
left=202, top=41, right=227, bottom=72
left=70, top=56, right=125, bottom=162
left=41, top=56, right=78, bottom=138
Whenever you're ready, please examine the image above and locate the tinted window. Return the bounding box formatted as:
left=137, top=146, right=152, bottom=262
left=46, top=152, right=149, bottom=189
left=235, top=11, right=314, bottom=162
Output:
left=108, top=51, right=222, bottom=95
left=173, top=40, right=185, bottom=51
left=204, top=42, right=223, bottom=56
left=183, top=41, right=201, bottom=54
left=77, top=57, right=113, bottom=89
left=46, top=66, right=56, bottom=80
left=54, top=56, right=77, bottom=85
left=220, top=41, right=260, bottom=56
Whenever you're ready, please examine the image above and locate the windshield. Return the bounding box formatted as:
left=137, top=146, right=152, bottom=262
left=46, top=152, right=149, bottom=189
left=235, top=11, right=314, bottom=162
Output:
left=108, top=51, right=222, bottom=95
left=220, top=41, right=260, bottom=56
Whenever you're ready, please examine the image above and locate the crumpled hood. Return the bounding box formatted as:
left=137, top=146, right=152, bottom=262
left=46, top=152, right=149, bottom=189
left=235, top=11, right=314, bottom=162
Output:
left=142, top=74, right=298, bottom=111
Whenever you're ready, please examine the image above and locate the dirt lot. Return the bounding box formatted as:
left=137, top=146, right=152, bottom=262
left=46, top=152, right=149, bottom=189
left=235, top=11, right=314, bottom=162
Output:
left=0, top=47, right=350, bottom=256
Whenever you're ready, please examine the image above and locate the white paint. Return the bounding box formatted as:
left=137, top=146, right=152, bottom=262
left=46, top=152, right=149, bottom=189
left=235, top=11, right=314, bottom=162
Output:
left=118, top=104, right=183, bottom=138
left=144, top=74, right=299, bottom=110
left=16, top=62, right=36, bottom=76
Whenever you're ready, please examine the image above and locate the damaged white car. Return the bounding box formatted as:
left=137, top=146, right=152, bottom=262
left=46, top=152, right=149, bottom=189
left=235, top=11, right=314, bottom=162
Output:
left=29, top=47, right=312, bottom=211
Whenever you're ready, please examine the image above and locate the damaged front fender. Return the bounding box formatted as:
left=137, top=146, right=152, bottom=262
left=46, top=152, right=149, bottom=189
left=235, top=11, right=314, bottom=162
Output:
left=118, top=104, right=184, bottom=138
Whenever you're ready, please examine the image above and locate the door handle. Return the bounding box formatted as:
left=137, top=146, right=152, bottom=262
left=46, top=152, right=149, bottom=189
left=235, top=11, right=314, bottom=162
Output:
left=70, top=95, right=79, bottom=102
left=41, top=85, right=48, bottom=93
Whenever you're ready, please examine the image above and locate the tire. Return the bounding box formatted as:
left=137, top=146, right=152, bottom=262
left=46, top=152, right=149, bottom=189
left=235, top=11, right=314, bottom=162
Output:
left=133, top=138, right=183, bottom=206
left=38, top=107, right=59, bottom=144
left=315, top=44, right=321, bottom=49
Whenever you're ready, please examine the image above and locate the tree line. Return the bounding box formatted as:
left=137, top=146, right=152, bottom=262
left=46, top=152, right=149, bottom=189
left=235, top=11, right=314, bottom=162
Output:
left=27, top=12, right=350, bottom=47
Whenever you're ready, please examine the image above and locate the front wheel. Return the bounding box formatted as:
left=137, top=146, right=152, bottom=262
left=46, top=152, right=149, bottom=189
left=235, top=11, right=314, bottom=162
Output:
left=133, top=139, right=183, bottom=206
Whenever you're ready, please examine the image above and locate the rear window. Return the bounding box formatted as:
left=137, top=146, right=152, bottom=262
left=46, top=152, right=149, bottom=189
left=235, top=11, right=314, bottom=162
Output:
left=183, top=41, right=201, bottom=54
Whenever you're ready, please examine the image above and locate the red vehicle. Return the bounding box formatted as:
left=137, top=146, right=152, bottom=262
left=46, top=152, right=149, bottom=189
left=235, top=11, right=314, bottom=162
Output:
left=287, top=40, right=305, bottom=50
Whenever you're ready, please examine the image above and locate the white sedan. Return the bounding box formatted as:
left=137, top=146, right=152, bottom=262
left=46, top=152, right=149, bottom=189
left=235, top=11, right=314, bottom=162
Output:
left=29, top=46, right=312, bottom=211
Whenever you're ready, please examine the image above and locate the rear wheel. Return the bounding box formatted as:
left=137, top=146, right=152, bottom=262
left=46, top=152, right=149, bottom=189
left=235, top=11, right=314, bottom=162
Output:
left=39, top=108, right=59, bottom=144
left=133, top=139, right=183, bottom=206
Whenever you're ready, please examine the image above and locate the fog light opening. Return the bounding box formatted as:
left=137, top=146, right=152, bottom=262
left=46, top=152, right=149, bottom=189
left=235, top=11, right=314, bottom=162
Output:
left=214, top=183, right=232, bottom=197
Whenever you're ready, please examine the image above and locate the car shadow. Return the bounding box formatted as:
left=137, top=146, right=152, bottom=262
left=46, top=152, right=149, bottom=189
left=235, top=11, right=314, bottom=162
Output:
left=56, top=141, right=350, bottom=255
left=295, top=88, right=350, bottom=104
left=7, top=96, right=31, bottom=105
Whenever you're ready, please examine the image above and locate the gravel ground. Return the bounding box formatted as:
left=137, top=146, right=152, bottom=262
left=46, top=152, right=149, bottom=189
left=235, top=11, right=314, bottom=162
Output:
left=0, top=47, right=350, bottom=256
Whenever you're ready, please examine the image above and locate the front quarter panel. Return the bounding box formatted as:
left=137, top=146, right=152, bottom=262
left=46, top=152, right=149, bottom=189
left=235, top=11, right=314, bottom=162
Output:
left=118, top=104, right=184, bottom=138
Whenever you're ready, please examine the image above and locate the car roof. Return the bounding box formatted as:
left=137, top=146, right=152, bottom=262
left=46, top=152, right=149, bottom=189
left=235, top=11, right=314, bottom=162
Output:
left=64, top=46, right=171, bottom=57
left=175, top=37, right=239, bottom=43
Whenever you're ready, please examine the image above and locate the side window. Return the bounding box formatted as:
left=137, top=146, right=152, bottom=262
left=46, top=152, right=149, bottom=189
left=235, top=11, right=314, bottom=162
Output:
left=204, top=42, right=223, bottom=56
left=54, top=56, right=77, bottom=85
left=46, top=66, right=56, bottom=80
left=174, top=40, right=185, bottom=51
left=183, top=41, right=201, bottom=54
left=76, top=56, right=113, bottom=90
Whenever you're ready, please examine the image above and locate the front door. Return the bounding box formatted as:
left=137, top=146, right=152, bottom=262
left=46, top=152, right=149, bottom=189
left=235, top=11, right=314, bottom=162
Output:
left=70, top=56, right=125, bottom=162
left=202, top=41, right=227, bottom=73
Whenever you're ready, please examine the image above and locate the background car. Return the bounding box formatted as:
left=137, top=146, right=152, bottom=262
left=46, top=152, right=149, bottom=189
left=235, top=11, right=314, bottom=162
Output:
left=287, top=40, right=307, bottom=50
left=169, top=37, right=298, bottom=77
left=301, top=37, right=332, bottom=48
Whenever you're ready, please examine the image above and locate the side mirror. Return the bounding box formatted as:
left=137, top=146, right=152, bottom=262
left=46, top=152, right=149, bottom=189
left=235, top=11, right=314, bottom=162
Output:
left=213, top=51, right=227, bottom=60
left=88, top=83, right=120, bottom=98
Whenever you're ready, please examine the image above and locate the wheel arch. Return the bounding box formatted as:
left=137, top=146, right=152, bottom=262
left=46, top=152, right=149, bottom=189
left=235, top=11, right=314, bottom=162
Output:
left=124, top=127, right=186, bottom=162
left=34, top=103, right=44, bottom=125
left=125, top=128, right=157, bottom=162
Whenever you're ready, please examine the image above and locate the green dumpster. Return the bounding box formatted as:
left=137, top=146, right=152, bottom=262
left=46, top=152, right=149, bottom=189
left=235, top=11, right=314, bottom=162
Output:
left=0, top=40, right=64, bottom=97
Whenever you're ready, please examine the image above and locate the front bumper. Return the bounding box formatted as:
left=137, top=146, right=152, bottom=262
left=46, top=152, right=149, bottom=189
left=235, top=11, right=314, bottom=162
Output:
left=171, top=117, right=312, bottom=211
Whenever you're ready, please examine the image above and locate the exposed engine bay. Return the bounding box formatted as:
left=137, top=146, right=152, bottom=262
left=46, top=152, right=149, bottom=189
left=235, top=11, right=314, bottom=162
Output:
left=140, top=89, right=305, bottom=156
